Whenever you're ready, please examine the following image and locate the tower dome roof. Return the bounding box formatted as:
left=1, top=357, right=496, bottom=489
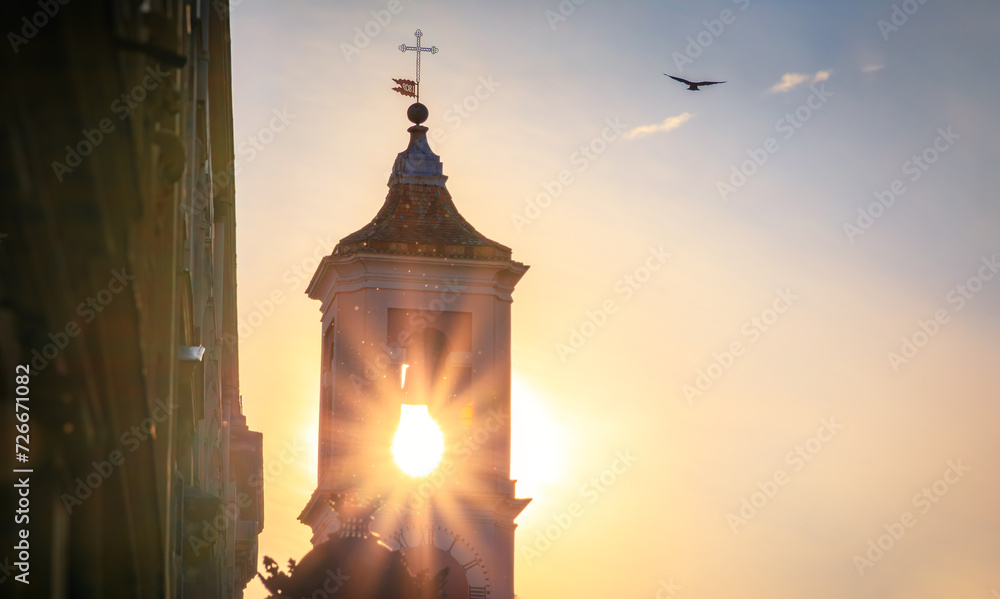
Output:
left=334, top=104, right=512, bottom=260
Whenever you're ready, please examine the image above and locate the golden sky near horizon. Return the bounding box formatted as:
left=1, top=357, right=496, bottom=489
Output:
left=230, top=2, right=1000, bottom=597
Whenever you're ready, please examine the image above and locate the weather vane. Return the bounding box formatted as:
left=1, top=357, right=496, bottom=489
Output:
left=392, top=29, right=438, bottom=102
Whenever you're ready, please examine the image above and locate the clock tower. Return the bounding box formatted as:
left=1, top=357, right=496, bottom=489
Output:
left=298, top=103, right=530, bottom=599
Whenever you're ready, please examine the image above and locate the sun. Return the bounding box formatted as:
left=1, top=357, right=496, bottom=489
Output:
left=510, top=376, right=568, bottom=525
left=392, top=404, right=445, bottom=477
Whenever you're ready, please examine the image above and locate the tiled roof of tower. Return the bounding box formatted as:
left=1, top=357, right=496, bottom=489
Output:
left=334, top=107, right=512, bottom=260
left=335, top=183, right=512, bottom=259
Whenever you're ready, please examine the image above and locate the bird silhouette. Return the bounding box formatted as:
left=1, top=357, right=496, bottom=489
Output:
left=665, top=74, right=725, bottom=91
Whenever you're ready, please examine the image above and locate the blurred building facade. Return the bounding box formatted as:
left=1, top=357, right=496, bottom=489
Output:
left=0, top=1, right=262, bottom=597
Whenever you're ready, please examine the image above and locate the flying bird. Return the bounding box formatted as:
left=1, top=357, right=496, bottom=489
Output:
left=665, top=74, right=725, bottom=91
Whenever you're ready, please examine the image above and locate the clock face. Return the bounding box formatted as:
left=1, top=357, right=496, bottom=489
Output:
left=387, top=523, right=490, bottom=599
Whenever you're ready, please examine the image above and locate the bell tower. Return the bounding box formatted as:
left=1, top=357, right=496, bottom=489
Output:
left=298, top=103, right=530, bottom=599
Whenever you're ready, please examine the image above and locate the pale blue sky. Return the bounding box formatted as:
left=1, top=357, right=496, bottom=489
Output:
left=231, top=2, right=1000, bottom=597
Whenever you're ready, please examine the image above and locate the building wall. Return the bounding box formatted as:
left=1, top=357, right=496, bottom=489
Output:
left=0, top=1, right=262, bottom=597
left=300, top=251, right=529, bottom=599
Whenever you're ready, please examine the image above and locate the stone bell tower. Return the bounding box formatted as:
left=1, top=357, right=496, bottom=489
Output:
left=298, top=103, right=530, bottom=599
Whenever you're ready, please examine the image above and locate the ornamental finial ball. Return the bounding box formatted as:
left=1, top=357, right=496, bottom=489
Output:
left=407, top=102, right=428, bottom=125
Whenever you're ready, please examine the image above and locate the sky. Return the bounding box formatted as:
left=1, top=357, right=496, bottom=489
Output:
left=229, top=1, right=1000, bottom=597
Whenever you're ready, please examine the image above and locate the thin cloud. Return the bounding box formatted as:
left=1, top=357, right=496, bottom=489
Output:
left=862, top=64, right=885, bottom=73
left=767, top=70, right=830, bottom=94
left=623, top=112, right=694, bottom=140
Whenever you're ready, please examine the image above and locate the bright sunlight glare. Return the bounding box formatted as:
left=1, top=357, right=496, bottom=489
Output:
left=510, top=377, right=567, bottom=503
left=392, top=404, right=445, bottom=477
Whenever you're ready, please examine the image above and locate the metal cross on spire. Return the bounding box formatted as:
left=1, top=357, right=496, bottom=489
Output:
left=398, top=29, right=438, bottom=102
